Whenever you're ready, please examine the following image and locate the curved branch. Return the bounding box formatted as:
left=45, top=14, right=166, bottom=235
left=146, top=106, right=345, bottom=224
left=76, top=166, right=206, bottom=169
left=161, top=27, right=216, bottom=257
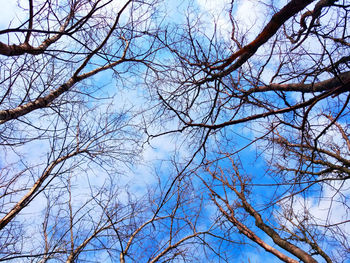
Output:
left=0, top=28, right=130, bottom=124
left=180, top=86, right=347, bottom=130
left=211, top=0, right=313, bottom=73
left=0, top=5, right=74, bottom=56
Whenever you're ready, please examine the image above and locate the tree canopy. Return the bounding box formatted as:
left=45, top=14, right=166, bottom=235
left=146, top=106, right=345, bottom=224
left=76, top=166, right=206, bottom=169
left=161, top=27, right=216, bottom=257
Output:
left=0, top=0, right=349, bottom=262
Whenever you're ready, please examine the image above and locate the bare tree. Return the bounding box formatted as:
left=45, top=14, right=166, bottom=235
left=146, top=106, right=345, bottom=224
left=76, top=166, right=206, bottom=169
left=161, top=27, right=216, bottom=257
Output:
left=148, top=0, right=350, bottom=262
left=0, top=0, right=161, bottom=260
left=1, top=0, right=350, bottom=262
left=202, top=157, right=331, bottom=262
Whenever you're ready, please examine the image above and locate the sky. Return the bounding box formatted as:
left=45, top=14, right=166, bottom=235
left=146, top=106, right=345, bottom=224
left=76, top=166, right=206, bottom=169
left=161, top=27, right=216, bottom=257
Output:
left=0, top=0, right=349, bottom=262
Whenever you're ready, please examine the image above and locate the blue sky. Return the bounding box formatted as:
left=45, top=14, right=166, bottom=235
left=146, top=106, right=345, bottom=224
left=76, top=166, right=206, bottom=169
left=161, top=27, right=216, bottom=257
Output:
left=0, top=0, right=349, bottom=262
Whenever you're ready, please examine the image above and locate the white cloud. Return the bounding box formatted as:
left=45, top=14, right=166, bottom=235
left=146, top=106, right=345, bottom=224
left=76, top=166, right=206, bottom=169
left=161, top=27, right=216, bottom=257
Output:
left=281, top=179, right=350, bottom=231
left=0, top=0, right=25, bottom=28
left=276, top=179, right=350, bottom=260
left=235, top=0, right=262, bottom=32
left=195, top=0, right=232, bottom=41
left=0, top=0, right=28, bottom=44
left=196, top=0, right=228, bottom=15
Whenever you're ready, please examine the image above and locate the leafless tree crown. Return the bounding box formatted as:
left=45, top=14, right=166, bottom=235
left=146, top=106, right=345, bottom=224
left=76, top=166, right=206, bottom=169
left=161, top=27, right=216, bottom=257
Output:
left=0, top=0, right=349, bottom=262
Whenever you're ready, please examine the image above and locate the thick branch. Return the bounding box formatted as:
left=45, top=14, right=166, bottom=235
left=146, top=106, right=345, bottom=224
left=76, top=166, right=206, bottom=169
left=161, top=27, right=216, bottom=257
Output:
left=210, top=193, right=298, bottom=263
left=248, top=71, right=350, bottom=93
left=0, top=78, right=75, bottom=124
left=0, top=150, right=82, bottom=231
left=212, top=0, right=313, bottom=73
left=236, top=191, right=318, bottom=263
left=0, top=2, right=131, bottom=124
left=0, top=7, right=73, bottom=56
